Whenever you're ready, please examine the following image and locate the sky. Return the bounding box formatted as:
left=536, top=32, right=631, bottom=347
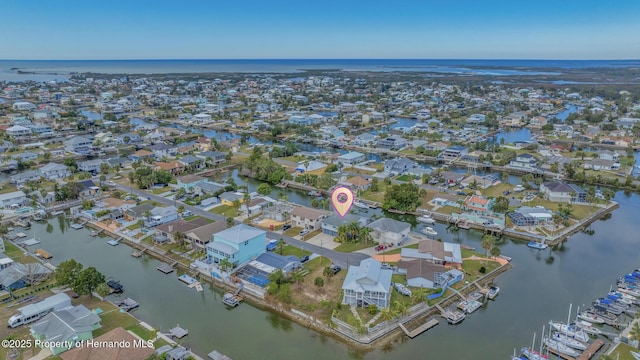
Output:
left=1, top=0, right=639, bottom=60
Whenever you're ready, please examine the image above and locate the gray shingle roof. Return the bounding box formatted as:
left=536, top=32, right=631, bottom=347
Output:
left=30, top=305, right=100, bottom=343
left=366, top=218, right=410, bottom=233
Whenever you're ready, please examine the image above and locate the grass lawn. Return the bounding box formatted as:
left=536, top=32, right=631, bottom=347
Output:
left=437, top=205, right=460, bottom=215
left=126, top=323, right=156, bottom=341
left=3, top=242, right=38, bottom=264
left=278, top=244, right=312, bottom=258
left=462, top=259, right=501, bottom=281
left=126, top=222, right=140, bottom=230
left=381, top=243, right=418, bottom=256
left=283, top=226, right=303, bottom=237
left=0, top=184, right=18, bottom=194
left=302, top=256, right=331, bottom=274
left=279, top=155, right=305, bottom=163
left=481, top=182, right=513, bottom=198
left=151, top=186, right=171, bottom=195
left=153, top=338, right=170, bottom=349
left=342, top=167, right=376, bottom=176
left=395, top=174, right=415, bottom=182
left=209, top=205, right=239, bottom=218
left=361, top=181, right=389, bottom=203
left=608, top=342, right=638, bottom=360
left=524, top=197, right=597, bottom=220
left=333, top=242, right=373, bottom=253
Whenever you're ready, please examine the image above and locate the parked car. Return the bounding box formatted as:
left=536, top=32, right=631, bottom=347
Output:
left=300, top=255, right=310, bottom=263
left=299, top=229, right=310, bottom=236
left=282, top=224, right=292, bottom=231
left=107, top=181, right=116, bottom=186
left=331, top=265, right=341, bottom=275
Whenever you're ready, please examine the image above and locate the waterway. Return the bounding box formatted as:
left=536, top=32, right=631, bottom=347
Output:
left=16, top=190, right=640, bottom=359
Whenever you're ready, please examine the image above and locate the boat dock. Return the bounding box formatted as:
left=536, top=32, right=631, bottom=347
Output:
left=131, top=248, right=147, bottom=257
left=546, top=347, right=575, bottom=360
left=157, top=262, right=176, bottom=274
left=34, top=248, right=52, bottom=259
left=398, top=318, right=439, bottom=338
left=19, top=238, right=40, bottom=246
left=116, top=298, right=140, bottom=312
left=179, top=274, right=197, bottom=285
left=208, top=350, right=232, bottom=360
left=168, top=325, right=189, bottom=339
left=70, top=223, right=85, bottom=230
left=107, top=237, right=121, bottom=246
left=576, top=339, right=605, bottom=360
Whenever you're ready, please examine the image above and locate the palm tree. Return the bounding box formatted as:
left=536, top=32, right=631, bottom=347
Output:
left=490, top=245, right=501, bottom=259
left=481, top=234, right=495, bottom=257
left=323, top=266, right=334, bottom=282
left=393, top=301, right=408, bottom=317
left=379, top=307, right=395, bottom=322
left=290, top=271, right=304, bottom=289
left=219, top=258, right=233, bottom=272
left=174, top=231, right=188, bottom=249
left=358, top=226, right=372, bottom=245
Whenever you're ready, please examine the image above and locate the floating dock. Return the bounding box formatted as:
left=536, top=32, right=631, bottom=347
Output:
left=20, top=238, right=40, bottom=246
left=70, top=223, right=85, bottom=230
left=178, top=274, right=197, bottom=285
left=107, top=239, right=120, bottom=246
left=131, top=248, right=147, bottom=257
left=157, top=263, right=175, bottom=274
left=576, top=339, right=605, bottom=360
left=34, top=248, right=52, bottom=259
left=208, top=350, right=232, bottom=360
left=116, top=298, right=140, bottom=312
left=168, top=325, right=188, bottom=339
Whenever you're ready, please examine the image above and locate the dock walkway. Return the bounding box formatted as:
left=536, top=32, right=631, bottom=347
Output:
left=399, top=318, right=439, bottom=338
left=576, top=339, right=605, bottom=360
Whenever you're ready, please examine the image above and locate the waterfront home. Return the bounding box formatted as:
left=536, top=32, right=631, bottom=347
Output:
left=241, top=197, right=274, bottom=216
left=76, top=180, right=100, bottom=198
left=336, top=151, right=366, bottom=166
left=509, top=153, right=538, bottom=169
left=463, top=195, right=494, bottom=214
left=401, top=239, right=463, bottom=265
left=125, top=203, right=155, bottom=221
left=130, top=149, right=154, bottom=162
left=366, top=218, right=410, bottom=245
left=144, top=206, right=179, bottom=227
left=194, top=181, right=226, bottom=196
left=0, top=190, right=27, bottom=209
left=540, top=181, right=586, bottom=203
left=64, top=136, right=93, bottom=155
left=5, top=125, right=32, bottom=137
left=467, top=113, right=486, bottom=124
left=176, top=174, right=206, bottom=191
left=438, top=146, right=468, bottom=161
left=10, top=170, right=42, bottom=186
left=440, top=171, right=465, bottom=186
left=155, top=217, right=210, bottom=243
left=254, top=252, right=301, bottom=274
left=59, top=326, right=154, bottom=360
left=184, top=221, right=227, bottom=250
left=353, top=133, right=376, bottom=146
left=196, top=150, right=227, bottom=166
left=291, top=206, right=330, bottom=231
left=508, top=206, right=553, bottom=226
left=321, top=214, right=367, bottom=236
left=78, top=159, right=104, bottom=174
left=342, top=258, right=392, bottom=308
left=584, top=158, right=619, bottom=171
left=460, top=175, right=494, bottom=189
left=12, top=101, right=37, bottom=111
left=39, top=162, right=71, bottom=180
left=12, top=151, right=39, bottom=162
left=384, top=158, right=416, bottom=175
left=376, top=135, right=408, bottom=150
left=30, top=305, right=101, bottom=356
left=149, top=144, right=178, bottom=159
left=397, top=259, right=464, bottom=289
left=206, top=224, right=266, bottom=267
left=294, top=160, right=327, bottom=175
left=155, top=161, right=185, bottom=175
left=341, top=176, right=372, bottom=192
left=179, top=155, right=205, bottom=170
left=116, top=133, right=142, bottom=144
left=598, top=150, right=619, bottom=161
left=0, top=263, right=51, bottom=291
left=219, top=191, right=244, bottom=206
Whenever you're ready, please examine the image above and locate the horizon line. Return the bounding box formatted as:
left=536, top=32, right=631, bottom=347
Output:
left=1, top=58, right=640, bottom=61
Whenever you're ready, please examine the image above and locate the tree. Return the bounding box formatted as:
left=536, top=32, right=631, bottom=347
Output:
left=96, top=282, right=110, bottom=298
left=481, top=234, right=496, bottom=257
left=382, top=183, right=421, bottom=212
left=290, top=271, right=304, bottom=289
left=393, top=301, right=408, bottom=317
left=629, top=321, right=640, bottom=347
left=501, top=172, right=509, bottom=184
left=490, top=245, right=501, bottom=259
left=55, top=259, right=83, bottom=286
left=380, top=307, right=395, bottom=322
left=491, top=196, right=510, bottom=213
left=219, top=258, right=233, bottom=272
left=74, top=267, right=105, bottom=298
left=314, top=277, right=325, bottom=287
left=370, top=178, right=380, bottom=192
left=257, top=183, right=272, bottom=196
left=323, top=266, right=334, bottom=282
left=174, top=231, right=188, bottom=249
left=226, top=217, right=235, bottom=228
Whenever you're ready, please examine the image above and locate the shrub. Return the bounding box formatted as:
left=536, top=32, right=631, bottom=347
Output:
left=367, top=304, right=378, bottom=315
left=314, top=277, right=325, bottom=287
left=479, top=266, right=486, bottom=274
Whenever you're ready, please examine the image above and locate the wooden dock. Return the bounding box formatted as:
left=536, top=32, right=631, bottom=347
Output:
left=576, top=339, right=605, bottom=360
left=399, top=318, right=439, bottom=338
left=168, top=325, right=188, bottom=339
left=132, top=248, right=147, bottom=257
left=546, top=347, right=575, bottom=360
left=208, top=350, right=232, bottom=360
left=157, top=263, right=175, bottom=274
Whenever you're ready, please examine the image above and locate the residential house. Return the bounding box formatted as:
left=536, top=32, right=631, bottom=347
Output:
left=59, top=327, right=154, bottom=360
left=321, top=214, right=367, bottom=236
left=179, top=155, right=205, bottom=170
left=508, top=206, right=553, bottom=226
left=438, top=146, right=468, bottom=161
left=155, top=161, right=185, bottom=175
left=219, top=192, right=245, bottom=206
left=540, top=181, right=584, bottom=203
left=176, top=175, right=206, bottom=192
left=294, top=160, right=327, bottom=175
left=291, top=206, right=330, bottom=231
left=39, top=163, right=71, bottom=180
left=509, top=153, right=538, bottom=169
left=599, top=150, right=619, bottom=161
left=440, top=171, right=465, bottom=186
left=460, top=175, right=494, bottom=189
left=78, top=159, right=104, bottom=174
left=254, top=252, right=301, bottom=274
left=76, top=180, right=100, bottom=198
left=184, top=221, right=227, bottom=250
left=397, top=259, right=464, bottom=289
left=149, top=144, right=178, bottom=159
left=10, top=170, right=42, bottom=186
left=400, top=239, right=463, bottom=265
left=241, top=197, right=274, bottom=216
left=64, top=136, right=93, bottom=155
left=30, top=305, right=101, bottom=356
left=342, top=258, right=392, bottom=308
left=384, top=158, right=416, bottom=175
left=337, top=151, right=366, bottom=166
left=197, top=151, right=226, bottom=165
left=194, top=181, right=226, bottom=196
left=341, top=176, right=372, bottom=192
left=366, top=218, right=410, bottom=245
left=12, top=151, right=38, bottom=162
left=353, top=133, right=376, bottom=146
left=464, top=195, right=495, bottom=214
left=130, top=149, right=154, bottom=162
left=154, top=218, right=210, bottom=243
left=584, top=159, right=619, bottom=171
left=376, top=135, right=408, bottom=150
left=6, top=125, right=32, bottom=137
left=144, top=206, right=179, bottom=227
left=125, top=203, right=155, bottom=221
left=206, top=224, right=266, bottom=267
left=0, top=262, right=51, bottom=291
left=0, top=191, right=27, bottom=209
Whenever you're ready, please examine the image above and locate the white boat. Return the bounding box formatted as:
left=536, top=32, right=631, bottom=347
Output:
left=353, top=201, right=369, bottom=209
left=527, top=241, right=548, bottom=250
left=521, top=347, right=548, bottom=360
left=445, top=310, right=465, bottom=325
left=618, top=285, right=640, bottom=298
left=543, top=337, right=580, bottom=357
left=548, top=321, right=589, bottom=343
left=487, top=286, right=500, bottom=300
left=416, top=215, right=436, bottom=224
left=422, top=227, right=438, bottom=236
left=577, top=310, right=606, bottom=324
left=573, top=320, right=602, bottom=336
left=550, top=332, right=587, bottom=350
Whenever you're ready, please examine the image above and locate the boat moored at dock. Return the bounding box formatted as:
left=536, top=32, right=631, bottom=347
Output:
left=527, top=241, right=548, bottom=250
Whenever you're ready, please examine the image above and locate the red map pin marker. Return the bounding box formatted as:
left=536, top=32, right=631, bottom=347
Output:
left=331, top=186, right=354, bottom=217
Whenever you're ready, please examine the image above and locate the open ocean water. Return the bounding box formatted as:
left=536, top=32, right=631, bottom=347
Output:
left=1, top=59, right=640, bottom=81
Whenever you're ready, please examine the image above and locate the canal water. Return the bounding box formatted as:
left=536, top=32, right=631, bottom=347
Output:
left=18, top=190, right=640, bottom=359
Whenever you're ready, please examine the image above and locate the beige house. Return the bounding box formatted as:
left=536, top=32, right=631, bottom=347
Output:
left=291, top=206, right=330, bottom=231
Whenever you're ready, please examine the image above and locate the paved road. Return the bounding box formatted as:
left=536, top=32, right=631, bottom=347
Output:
left=112, top=183, right=369, bottom=268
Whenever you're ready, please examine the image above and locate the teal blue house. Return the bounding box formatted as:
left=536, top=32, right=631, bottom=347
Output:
left=30, top=305, right=101, bottom=355
left=206, top=224, right=266, bottom=267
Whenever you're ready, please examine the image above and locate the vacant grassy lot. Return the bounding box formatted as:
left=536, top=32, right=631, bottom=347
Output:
left=333, top=242, right=373, bottom=253
left=209, top=205, right=239, bottom=218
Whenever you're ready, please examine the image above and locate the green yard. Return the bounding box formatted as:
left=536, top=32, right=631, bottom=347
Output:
left=608, top=342, right=638, bottom=360
left=283, top=226, right=303, bottom=237
left=0, top=184, right=18, bottom=194
left=278, top=244, right=312, bottom=258
left=3, top=242, right=38, bottom=264
left=209, top=205, right=240, bottom=218
left=481, top=182, right=513, bottom=198
left=395, top=174, right=415, bottom=182
left=333, top=242, right=373, bottom=253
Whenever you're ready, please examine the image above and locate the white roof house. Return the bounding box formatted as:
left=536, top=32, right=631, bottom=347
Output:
left=342, top=258, right=392, bottom=308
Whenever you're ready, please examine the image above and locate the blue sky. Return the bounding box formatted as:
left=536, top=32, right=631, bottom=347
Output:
left=1, top=0, right=639, bottom=59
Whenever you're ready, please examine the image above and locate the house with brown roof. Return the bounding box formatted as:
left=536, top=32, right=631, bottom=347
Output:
left=291, top=206, right=330, bottom=230
left=463, top=195, right=494, bottom=214
left=185, top=220, right=227, bottom=250
left=400, top=239, right=463, bottom=264
left=194, top=137, right=212, bottom=151
left=397, top=259, right=464, bottom=289
left=154, top=161, right=184, bottom=175
left=60, top=327, right=154, bottom=360
left=341, top=176, right=372, bottom=192
left=130, top=149, right=153, bottom=162
left=154, top=218, right=210, bottom=243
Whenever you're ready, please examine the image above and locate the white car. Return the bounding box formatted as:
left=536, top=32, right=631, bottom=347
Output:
left=107, top=181, right=116, bottom=186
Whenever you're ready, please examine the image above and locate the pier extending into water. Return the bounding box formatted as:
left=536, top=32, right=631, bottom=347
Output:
left=398, top=318, right=439, bottom=338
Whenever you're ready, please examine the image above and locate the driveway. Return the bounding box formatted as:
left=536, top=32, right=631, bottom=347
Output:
left=305, top=233, right=340, bottom=250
